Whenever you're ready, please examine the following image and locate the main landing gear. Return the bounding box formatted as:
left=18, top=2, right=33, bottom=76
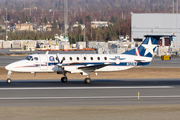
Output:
left=60, top=72, right=68, bottom=83
left=61, top=76, right=68, bottom=83
left=84, top=78, right=91, bottom=84
left=60, top=75, right=91, bottom=84
left=6, top=70, right=12, bottom=84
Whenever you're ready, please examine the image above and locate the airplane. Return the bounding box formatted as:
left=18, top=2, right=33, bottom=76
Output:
left=5, top=35, right=174, bottom=84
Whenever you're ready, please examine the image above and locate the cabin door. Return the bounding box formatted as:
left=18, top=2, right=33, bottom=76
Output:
left=39, top=55, right=48, bottom=70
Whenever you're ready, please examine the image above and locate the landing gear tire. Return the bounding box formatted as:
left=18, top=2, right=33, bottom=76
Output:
left=84, top=78, right=91, bottom=84
left=6, top=78, right=11, bottom=84
left=61, top=77, right=68, bottom=83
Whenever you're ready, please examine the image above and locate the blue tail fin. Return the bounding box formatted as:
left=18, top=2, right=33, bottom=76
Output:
left=122, top=35, right=174, bottom=57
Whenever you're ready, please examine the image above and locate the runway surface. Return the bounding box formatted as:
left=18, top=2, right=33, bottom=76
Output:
left=0, top=78, right=180, bottom=107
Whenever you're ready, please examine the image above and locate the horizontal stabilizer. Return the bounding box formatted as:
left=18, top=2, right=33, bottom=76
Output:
left=134, top=60, right=145, bottom=63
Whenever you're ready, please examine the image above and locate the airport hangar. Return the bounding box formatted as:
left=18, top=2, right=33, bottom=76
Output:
left=131, top=13, right=180, bottom=47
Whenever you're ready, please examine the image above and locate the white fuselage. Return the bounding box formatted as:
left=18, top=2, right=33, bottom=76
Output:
left=5, top=53, right=152, bottom=74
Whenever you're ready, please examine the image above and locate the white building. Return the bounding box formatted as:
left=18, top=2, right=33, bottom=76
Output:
left=131, top=13, right=180, bottom=47
left=91, top=21, right=112, bottom=28
left=72, top=22, right=85, bottom=31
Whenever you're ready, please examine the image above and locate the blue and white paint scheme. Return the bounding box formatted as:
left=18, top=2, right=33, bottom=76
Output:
left=5, top=35, right=174, bottom=84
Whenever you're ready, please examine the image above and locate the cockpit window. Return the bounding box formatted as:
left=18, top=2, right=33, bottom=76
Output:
left=24, top=56, right=33, bottom=61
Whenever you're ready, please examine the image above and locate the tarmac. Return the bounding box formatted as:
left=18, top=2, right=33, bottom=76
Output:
left=0, top=78, right=180, bottom=120
left=0, top=50, right=180, bottom=119
left=0, top=78, right=180, bottom=107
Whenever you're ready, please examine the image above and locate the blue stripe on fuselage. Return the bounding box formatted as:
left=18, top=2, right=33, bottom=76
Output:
left=48, top=62, right=150, bottom=67
left=22, top=62, right=150, bottom=68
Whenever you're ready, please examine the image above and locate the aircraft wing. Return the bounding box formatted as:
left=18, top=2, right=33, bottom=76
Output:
left=78, top=63, right=112, bottom=70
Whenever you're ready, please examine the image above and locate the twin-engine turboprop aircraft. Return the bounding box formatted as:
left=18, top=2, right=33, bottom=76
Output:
left=5, top=35, right=174, bottom=84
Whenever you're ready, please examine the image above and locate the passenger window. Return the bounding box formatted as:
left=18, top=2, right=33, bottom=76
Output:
left=34, top=57, right=38, bottom=61
left=77, top=57, right=79, bottom=61
left=90, top=57, right=93, bottom=60
left=104, top=57, right=107, bottom=60
left=70, top=57, right=72, bottom=61
left=97, top=57, right=100, bottom=60
left=84, top=57, right=86, bottom=60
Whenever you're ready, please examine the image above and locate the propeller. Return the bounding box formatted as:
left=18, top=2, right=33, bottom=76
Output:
left=56, top=54, right=65, bottom=74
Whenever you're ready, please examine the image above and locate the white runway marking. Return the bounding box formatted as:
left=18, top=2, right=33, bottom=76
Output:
left=0, top=96, right=180, bottom=100
left=0, top=86, right=173, bottom=90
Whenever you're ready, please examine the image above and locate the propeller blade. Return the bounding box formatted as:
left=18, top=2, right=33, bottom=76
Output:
left=60, top=57, right=65, bottom=64
left=56, top=54, right=60, bottom=63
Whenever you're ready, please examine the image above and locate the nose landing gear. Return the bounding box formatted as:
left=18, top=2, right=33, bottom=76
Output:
left=6, top=70, right=12, bottom=84
left=6, top=78, right=12, bottom=84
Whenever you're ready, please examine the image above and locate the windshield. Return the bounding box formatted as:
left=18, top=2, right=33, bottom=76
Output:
left=24, top=56, right=33, bottom=61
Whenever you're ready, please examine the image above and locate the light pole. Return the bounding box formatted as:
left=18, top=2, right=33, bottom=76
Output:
left=173, top=0, right=174, bottom=34
left=5, top=8, right=7, bottom=41
left=176, top=0, right=179, bottom=47
left=83, top=18, right=86, bottom=43
left=84, top=25, right=85, bottom=42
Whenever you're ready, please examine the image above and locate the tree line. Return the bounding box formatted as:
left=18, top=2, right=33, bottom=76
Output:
left=0, top=0, right=175, bottom=43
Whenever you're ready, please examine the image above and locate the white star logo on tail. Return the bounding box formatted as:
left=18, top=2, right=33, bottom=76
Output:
left=142, top=38, right=157, bottom=56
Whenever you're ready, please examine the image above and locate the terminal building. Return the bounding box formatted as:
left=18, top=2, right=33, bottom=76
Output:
left=131, top=13, right=180, bottom=47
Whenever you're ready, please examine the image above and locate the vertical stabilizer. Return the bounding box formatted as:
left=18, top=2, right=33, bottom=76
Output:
left=123, top=35, right=174, bottom=57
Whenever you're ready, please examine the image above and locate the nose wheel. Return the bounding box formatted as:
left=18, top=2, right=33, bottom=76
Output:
left=6, top=78, right=12, bottom=84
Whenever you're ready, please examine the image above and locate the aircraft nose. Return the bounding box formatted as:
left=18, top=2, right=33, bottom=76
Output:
left=5, top=64, right=12, bottom=70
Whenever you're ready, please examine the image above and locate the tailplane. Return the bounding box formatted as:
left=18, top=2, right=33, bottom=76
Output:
left=123, top=35, right=175, bottom=57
